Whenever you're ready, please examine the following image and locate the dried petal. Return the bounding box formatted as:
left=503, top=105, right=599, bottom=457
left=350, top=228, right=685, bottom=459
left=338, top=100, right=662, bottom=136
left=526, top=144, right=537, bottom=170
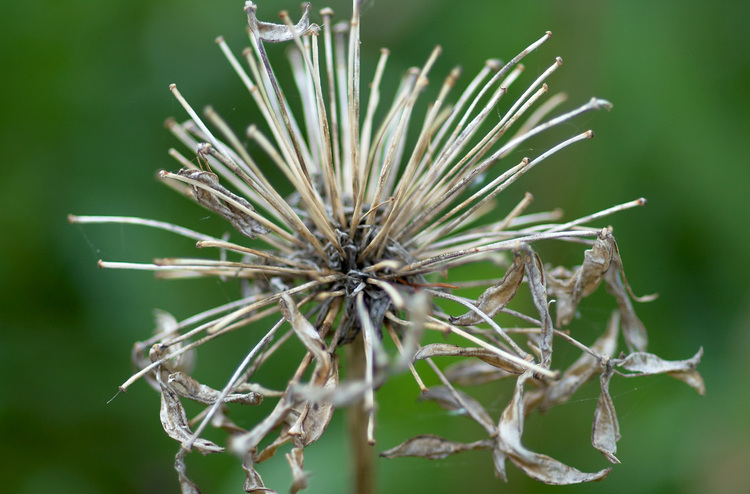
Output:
left=290, top=379, right=371, bottom=407
left=668, top=369, right=706, bottom=396
left=242, top=456, right=278, bottom=493
left=178, top=169, right=269, bottom=239
left=419, top=386, right=495, bottom=433
left=254, top=428, right=291, bottom=464
left=154, top=308, right=179, bottom=334
left=279, top=294, right=331, bottom=384
left=380, top=434, right=493, bottom=460
left=450, top=251, right=525, bottom=325
left=547, top=229, right=616, bottom=327
left=414, top=343, right=526, bottom=374
left=245, top=2, right=319, bottom=43
left=591, top=365, right=620, bottom=463
left=496, top=372, right=529, bottom=452
left=523, top=248, right=554, bottom=368
left=286, top=447, right=308, bottom=494
left=497, top=372, right=611, bottom=484
left=133, top=310, right=195, bottom=392
left=158, top=374, right=224, bottom=454
left=209, top=406, right=246, bottom=435
left=287, top=358, right=339, bottom=446
left=577, top=229, right=615, bottom=297
left=528, top=311, right=620, bottom=413
left=546, top=270, right=576, bottom=327
left=616, top=347, right=702, bottom=373
left=394, top=291, right=429, bottom=372
left=168, top=371, right=263, bottom=406
left=300, top=359, right=339, bottom=446
left=615, top=347, right=704, bottom=394
left=606, top=267, right=648, bottom=351
left=492, top=446, right=508, bottom=481
left=503, top=441, right=612, bottom=485
left=232, top=395, right=294, bottom=456
left=175, top=449, right=201, bottom=494
left=444, top=359, right=516, bottom=386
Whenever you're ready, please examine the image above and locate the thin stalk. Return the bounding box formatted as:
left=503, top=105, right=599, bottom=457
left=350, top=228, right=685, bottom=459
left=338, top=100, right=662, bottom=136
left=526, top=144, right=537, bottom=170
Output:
left=346, top=335, right=375, bottom=494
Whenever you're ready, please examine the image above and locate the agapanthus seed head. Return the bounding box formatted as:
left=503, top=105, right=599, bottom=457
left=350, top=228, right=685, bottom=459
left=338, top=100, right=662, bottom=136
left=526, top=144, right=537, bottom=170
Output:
left=70, top=1, right=703, bottom=491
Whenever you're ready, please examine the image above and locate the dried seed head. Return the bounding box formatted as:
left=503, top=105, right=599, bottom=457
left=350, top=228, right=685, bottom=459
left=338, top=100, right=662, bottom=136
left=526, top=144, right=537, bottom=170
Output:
left=70, top=1, right=703, bottom=491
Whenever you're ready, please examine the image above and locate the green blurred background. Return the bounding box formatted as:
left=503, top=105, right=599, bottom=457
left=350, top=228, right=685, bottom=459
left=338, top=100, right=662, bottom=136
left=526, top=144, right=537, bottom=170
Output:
left=2, top=0, right=748, bottom=492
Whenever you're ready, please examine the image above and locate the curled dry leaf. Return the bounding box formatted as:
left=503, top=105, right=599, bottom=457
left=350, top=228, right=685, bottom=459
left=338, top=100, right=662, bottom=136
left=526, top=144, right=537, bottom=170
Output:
left=591, top=364, right=620, bottom=464
left=168, top=371, right=263, bottom=406
left=615, top=347, right=705, bottom=395
left=496, top=372, right=611, bottom=484
left=178, top=169, right=269, bottom=239
left=157, top=373, right=224, bottom=454
left=419, top=385, right=496, bottom=434
left=449, top=251, right=525, bottom=326
left=380, top=434, right=493, bottom=460
left=414, top=343, right=526, bottom=374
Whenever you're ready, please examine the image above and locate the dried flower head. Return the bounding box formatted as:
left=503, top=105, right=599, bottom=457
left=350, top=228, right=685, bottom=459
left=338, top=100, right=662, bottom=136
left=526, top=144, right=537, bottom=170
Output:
left=71, top=1, right=704, bottom=492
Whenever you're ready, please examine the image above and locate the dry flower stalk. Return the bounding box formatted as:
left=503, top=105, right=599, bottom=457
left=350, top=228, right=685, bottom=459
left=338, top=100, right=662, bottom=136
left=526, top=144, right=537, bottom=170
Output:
left=70, top=1, right=703, bottom=492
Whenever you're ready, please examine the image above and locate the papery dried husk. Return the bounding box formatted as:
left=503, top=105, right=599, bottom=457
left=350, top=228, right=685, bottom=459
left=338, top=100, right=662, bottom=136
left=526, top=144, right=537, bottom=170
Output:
left=380, top=434, right=493, bottom=460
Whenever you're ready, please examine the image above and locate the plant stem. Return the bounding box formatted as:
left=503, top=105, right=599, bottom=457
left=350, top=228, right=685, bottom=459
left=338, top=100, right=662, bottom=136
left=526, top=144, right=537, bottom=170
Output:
left=346, top=336, right=375, bottom=494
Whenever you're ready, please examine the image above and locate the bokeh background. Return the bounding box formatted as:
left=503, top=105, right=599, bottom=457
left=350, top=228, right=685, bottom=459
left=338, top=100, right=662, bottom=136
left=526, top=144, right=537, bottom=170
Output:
left=2, top=0, right=748, bottom=492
